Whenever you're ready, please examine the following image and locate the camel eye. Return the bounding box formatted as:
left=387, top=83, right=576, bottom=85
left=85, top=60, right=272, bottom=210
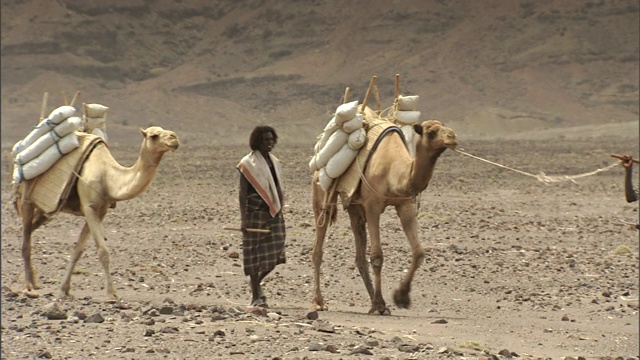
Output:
left=150, top=134, right=159, bottom=140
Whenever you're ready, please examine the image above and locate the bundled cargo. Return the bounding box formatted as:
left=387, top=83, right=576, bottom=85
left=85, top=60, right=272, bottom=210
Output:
left=13, top=132, right=80, bottom=183
left=83, top=103, right=109, bottom=142
left=14, top=117, right=84, bottom=166
left=11, top=97, right=111, bottom=185
left=310, top=100, right=367, bottom=190
left=12, top=106, right=77, bottom=156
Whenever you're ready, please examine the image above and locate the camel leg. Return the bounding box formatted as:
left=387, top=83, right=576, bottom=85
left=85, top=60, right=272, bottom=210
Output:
left=82, top=206, right=119, bottom=300
left=346, top=204, right=375, bottom=301
left=59, top=223, right=91, bottom=298
left=393, top=202, right=425, bottom=309
left=20, top=201, right=39, bottom=297
left=364, top=204, right=390, bottom=315
left=310, top=182, right=334, bottom=311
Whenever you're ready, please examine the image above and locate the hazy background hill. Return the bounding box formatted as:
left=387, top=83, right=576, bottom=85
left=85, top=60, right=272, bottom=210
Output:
left=1, top=0, right=638, bottom=147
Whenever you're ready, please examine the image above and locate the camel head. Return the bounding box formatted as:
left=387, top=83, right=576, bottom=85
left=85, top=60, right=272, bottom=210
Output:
left=412, top=120, right=457, bottom=152
left=140, top=126, right=180, bottom=156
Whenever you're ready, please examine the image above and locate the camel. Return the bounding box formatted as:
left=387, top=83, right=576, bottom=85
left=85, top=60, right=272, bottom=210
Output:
left=311, top=119, right=457, bottom=314
left=14, top=126, right=179, bottom=299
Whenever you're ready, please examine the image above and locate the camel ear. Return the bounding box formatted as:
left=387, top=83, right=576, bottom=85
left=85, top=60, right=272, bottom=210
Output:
left=413, top=123, right=423, bottom=136
left=140, top=128, right=146, bottom=137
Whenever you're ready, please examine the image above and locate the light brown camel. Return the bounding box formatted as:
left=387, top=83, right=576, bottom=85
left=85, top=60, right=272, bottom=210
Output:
left=14, top=126, right=179, bottom=299
left=311, top=119, right=457, bottom=314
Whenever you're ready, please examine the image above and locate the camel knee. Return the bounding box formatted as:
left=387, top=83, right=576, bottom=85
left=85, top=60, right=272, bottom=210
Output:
left=370, top=254, right=383, bottom=271
left=97, top=247, right=110, bottom=267
left=413, top=248, right=425, bottom=264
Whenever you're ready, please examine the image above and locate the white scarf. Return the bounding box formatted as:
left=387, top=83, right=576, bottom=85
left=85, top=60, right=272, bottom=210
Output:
left=237, top=151, right=284, bottom=217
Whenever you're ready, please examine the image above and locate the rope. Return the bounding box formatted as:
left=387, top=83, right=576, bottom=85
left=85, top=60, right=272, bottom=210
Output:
left=454, top=149, right=619, bottom=184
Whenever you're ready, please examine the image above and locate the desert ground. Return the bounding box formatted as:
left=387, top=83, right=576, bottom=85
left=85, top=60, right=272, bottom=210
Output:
left=1, top=0, right=639, bottom=359
left=1, top=125, right=639, bottom=359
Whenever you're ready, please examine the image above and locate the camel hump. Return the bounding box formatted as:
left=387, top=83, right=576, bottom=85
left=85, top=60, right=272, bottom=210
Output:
left=24, top=134, right=105, bottom=215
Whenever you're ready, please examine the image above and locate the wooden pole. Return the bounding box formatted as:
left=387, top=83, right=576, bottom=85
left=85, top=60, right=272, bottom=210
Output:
left=611, top=154, right=640, bottom=164
left=39, top=92, right=49, bottom=121
left=70, top=91, right=80, bottom=107
left=223, top=226, right=271, bottom=233
left=343, top=87, right=351, bottom=104
left=395, top=73, right=400, bottom=99
left=361, top=75, right=378, bottom=111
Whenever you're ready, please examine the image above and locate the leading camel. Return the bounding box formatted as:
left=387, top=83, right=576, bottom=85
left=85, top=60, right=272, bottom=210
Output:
left=14, top=126, right=179, bottom=299
left=311, top=119, right=457, bottom=314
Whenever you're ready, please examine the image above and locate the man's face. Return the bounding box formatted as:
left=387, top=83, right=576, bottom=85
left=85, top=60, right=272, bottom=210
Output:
left=259, top=132, right=275, bottom=153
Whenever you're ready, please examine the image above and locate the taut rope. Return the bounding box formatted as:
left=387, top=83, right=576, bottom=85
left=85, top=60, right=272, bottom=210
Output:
left=453, top=149, right=619, bottom=184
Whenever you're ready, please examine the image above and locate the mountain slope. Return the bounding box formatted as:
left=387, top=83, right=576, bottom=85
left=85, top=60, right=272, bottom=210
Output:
left=1, top=0, right=638, bottom=146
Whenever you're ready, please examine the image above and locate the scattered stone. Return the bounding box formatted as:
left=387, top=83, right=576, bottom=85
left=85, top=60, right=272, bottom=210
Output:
left=84, top=314, right=105, bottom=323
left=306, top=310, right=319, bottom=320
left=36, top=350, right=52, bottom=359
left=144, top=328, right=155, bottom=337
left=364, top=337, right=379, bottom=347
left=498, top=349, right=513, bottom=357
left=160, top=326, right=179, bottom=334
left=142, top=318, right=155, bottom=326
left=43, top=302, right=67, bottom=320
left=561, top=315, right=570, bottom=321
left=213, top=329, right=225, bottom=338
left=159, top=306, right=174, bottom=315
left=350, top=345, right=373, bottom=355
left=66, top=316, right=80, bottom=323
left=308, top=342, right=325, bottom=351
left=398, top=344, right=420, bottom=353
left=267, top=312, right=281, bottom=320
left=325, top=344, right=339, bottom=353
left=432, top=318, right=448, bottom=324
left=313, top=320, right=336, bottom=333
left=71, top=310, right=87, bottom=320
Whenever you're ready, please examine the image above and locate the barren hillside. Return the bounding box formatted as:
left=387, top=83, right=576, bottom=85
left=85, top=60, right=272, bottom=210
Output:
left=1, top=0, right=639, bottom=147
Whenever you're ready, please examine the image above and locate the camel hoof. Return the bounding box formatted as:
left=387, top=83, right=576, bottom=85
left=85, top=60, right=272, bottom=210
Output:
left=22, top=289, right=40, bottom=298
left=393, top=289, right=411, bottom=309
left=311, top=303, right=329, bottom=311
left=368, top=305, right=391, bottom=315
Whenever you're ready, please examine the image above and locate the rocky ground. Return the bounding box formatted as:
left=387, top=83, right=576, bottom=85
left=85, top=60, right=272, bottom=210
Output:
left=1, top=128, right=638, bottom=359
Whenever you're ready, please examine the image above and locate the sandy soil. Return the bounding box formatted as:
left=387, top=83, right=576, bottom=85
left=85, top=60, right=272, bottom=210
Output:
left=1, top=126, right=638, bottom=359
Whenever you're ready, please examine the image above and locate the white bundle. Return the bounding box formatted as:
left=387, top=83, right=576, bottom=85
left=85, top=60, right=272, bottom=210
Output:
left=13, top=132, right=80, bottom=183
left=401, top=124, right=419, bottom=158
left=347, top=128, right=366, bottom=150
left=325, top=143, right=359, bottom=178
left=314, top=117, right=340, bottom=154
left=335, top=100, right=359, bottom=125
left=313, top=129, right=349, bottom=171
left=12, top=106, right=77, bottom=155
left=14, top=116, right=84, bottom=165
left=398, top=95, right=420, bottom=111
left=395, top=110, right=421, bottom=125
left=84, top=103, right=109, bottom=143
left=342, top=113, right=364, bottom=133
left=318, top=168, right=333, bottom=192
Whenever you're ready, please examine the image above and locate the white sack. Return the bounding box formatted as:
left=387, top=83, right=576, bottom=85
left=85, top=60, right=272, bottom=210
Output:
left=12, top=106, right=76, bottom=155
left=347, top=128, right=366, bottom=150
left=335, top=100, right=359, bottom=125
left=398, top=95, right=420, bottom=111
left=325, top=143, right=358, bottom=179
left=315, top=119, right=340, bottom=154
left=84, top=103, right=109, bottom=118
left=401, top=124, right=420, bottom=159
left=314, top=129, right=349, bottom=170
left=318, top=168, right=333, bottom=192
left=308, top=155, right=320, bottom=173
left=13, top=132, right=80, bottom=183
left=395, top=110, right=421, bottom=125
left=341, top=113, right=364, bottom=133
left=14, top=117, right=84, bottom=165
left=91, top=128, right=108, bottom=143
